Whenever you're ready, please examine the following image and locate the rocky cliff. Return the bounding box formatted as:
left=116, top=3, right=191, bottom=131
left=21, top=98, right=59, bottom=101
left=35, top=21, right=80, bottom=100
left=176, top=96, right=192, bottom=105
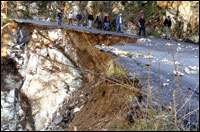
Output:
left=1, top=19, right=139, bottom=131
left=157, top=1, right=199, bottom=43
left=1, top=1, right=199, bottom=131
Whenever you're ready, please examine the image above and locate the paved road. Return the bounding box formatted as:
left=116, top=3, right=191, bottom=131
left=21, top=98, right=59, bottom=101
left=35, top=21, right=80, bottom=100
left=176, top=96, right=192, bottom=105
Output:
left=101, top=38, right=199, bottom=126
left=13, top=19, right=140, bottom=39
left=13, top=19, right=199, bottom=126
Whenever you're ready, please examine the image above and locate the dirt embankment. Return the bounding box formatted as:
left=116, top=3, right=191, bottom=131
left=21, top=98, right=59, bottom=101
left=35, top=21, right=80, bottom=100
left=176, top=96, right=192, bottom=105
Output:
left=1, top=21, right=141, bottom=131
left=67, top=74, right=142, bottom=131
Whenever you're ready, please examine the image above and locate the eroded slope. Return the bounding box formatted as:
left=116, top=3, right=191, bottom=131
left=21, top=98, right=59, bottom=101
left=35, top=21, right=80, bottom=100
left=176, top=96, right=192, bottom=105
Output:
left=1, top=20, right=140, bottom=131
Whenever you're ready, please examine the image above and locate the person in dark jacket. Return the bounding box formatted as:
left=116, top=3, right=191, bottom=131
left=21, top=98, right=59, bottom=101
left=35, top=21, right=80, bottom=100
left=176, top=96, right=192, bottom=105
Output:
left=163, top=16, right=172, bottom=39
left=76, top=13, right=82, bottom=26
left=116, top=13, right=123, bottom=33
left=95, top=13, right=102, bottom=29
left=57, top=12, right=62, bottom=25
left=104, top=13, right=110, bottom=31
left=138, top=14, right=146, bottom=37
left=88, top=14, right=94, bottom=29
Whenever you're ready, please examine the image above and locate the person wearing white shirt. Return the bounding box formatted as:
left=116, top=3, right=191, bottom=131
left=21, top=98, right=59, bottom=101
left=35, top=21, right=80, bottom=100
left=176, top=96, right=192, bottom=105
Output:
left=68, top=11, right=73, bottom=25
left=116, top=13, right=123, bottom=33
left=119, top=16, right=122, bottom=24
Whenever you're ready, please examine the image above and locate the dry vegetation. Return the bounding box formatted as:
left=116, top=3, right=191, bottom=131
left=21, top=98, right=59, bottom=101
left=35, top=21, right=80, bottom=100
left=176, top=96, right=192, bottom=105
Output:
left=1, top=19, right=199, bottom=131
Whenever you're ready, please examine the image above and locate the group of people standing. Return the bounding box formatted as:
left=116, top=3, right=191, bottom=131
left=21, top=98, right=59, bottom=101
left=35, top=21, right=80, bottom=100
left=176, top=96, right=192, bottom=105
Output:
left=85, top=12, right=124, bottom=33
left=57, top=11, right=172, bottom=39
left=57, top=11, right=124, bottom=33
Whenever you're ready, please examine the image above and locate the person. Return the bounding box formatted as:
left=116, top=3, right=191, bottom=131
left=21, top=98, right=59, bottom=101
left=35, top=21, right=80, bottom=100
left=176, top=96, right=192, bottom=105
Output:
left=163, top=16, right=172, bottom=40
left=116, top=13, right=123, bottom=33
left=104, top=13, right=110, bottom=31
left=57, top=11, right=62, bottom=26
left=76, top=13, right=82, bottom=26
left=88, top=13, right=94, bottom=29
left=68, top=11, right=73, bottom=25
left=138, top=14, right=146, bottom=37
left=95, top=13, right=103, bottom=29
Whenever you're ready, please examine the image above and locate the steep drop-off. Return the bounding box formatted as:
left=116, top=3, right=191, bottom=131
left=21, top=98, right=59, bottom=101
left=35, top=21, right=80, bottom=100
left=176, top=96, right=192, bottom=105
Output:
left=1, top=20, right=141, bottom=131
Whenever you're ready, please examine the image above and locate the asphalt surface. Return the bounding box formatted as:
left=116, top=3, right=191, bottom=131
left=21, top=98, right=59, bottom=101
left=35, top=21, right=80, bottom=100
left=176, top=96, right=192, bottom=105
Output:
left=12, top=19, right=199, bottom=126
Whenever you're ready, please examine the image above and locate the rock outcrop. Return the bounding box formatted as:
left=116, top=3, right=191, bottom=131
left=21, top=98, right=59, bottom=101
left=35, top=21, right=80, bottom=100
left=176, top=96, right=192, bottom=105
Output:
left=157, top=1, right=199, bottom=43
left=1, top=19, right=137, bottom=130
left=1, top=1, right=199, bottom=43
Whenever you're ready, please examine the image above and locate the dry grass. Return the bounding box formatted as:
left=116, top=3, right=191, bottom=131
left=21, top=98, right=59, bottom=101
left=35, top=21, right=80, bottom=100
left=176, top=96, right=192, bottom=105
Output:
left=2, top=20, right=198, bottom=131
left=109, top=36, right=199, bottom=131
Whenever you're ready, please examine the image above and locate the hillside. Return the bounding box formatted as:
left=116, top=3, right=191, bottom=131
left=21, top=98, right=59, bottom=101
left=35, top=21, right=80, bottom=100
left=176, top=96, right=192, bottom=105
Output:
left=1, top=1, right=199, bottom=131
left=1, top=1, right=199, bottom=43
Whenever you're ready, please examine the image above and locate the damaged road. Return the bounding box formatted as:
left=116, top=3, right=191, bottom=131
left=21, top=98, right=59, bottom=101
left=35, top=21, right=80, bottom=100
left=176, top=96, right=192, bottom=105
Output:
left=1, top=19, right=199, bottom=130
left=97, top=36, right=199, bottom=127
left=1, top=19, right=138, bottom=131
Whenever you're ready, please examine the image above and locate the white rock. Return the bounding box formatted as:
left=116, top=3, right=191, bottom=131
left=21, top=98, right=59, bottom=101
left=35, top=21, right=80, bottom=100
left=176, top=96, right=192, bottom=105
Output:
left=165, top=43, right=172, bottom=46
left=73, top=107, right=81, bottom=113
left=18, top=109, right=24, bottom=116
left=8, top=110, right=15, bottom=120
left=185, top=66, right=197, bottom=74
left=138, top=38, right=151, bottom=42
left=188, top=66, right=197, bottom=71
left=1, top=108, right=10, bottom=118
left=53, top=116, right=63, bottom=125
left=177, top=47, right=182, bottom=51
left=32, top=33, right=38, bottom=40
left=162, top=58, right=172, bottom=65
left=163, top=83, right=169, bottom=86
left=48, top=30, right=59, bottom=41
left=173, top=70, right=184, bottom=76
left=175, top=61, right=180, bottom=65
left=1, top=101, right=10, bottom=108
left=6, top=96, right=14, bottom=103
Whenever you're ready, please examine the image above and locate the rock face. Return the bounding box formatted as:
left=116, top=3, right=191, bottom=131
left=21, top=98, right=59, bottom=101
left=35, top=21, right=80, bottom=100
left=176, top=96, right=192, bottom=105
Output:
left=157, top=1, right=199, bottom=42
left=1, top=58, right=24, bottom=131
left=1, top=19, right=137, bottom=130
left=1, top=22, right=83, bottom=130
left=112, top=2, right=125, bottom=15
left=64, top=1, right=80, bottom=17
left=20, top=29, right=83, bottom=130
left=2, top=1, right=199, bottom=43
left=1, top=1, right=7, bottom=18
left=86, top=1, right=96, bottom=14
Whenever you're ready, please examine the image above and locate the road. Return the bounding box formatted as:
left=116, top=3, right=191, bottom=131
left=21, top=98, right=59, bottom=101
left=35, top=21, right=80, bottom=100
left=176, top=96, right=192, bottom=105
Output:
left=12, top=19, right=199, bottom=126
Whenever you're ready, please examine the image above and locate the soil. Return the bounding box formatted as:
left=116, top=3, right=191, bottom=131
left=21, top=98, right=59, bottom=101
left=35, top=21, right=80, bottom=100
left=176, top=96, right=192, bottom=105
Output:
left=1, top=21, right=142, bottom=131
left=67, top=75, right=141, bottom=131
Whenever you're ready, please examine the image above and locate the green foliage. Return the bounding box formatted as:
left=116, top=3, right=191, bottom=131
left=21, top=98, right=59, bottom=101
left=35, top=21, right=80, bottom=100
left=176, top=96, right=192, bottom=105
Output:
left=125, top=95, right=135, bottom=106
left=108, top=107, right=178, bottom=131
left=146, top=30, right=161, bottom=38
left=145, top=1, right=159, bottom=16
left=1, top=18, right=9, bottom=27
left=36, top=1, right=49, bottom=8
left=159, top=10, right=166, bottom=18
left=106, top=63, right=128, bottom=76
left=62, top=18, right=68, bottom=24
left=24, top=10, right=29, bottom=17
left=115, top=65, right=128, bottom=75
left=95, top=87, right=100, bottom=94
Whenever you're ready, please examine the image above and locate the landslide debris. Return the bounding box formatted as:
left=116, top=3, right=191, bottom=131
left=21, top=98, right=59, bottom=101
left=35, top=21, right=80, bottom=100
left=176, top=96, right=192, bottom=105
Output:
left=1, top=20, right=141, bottom=131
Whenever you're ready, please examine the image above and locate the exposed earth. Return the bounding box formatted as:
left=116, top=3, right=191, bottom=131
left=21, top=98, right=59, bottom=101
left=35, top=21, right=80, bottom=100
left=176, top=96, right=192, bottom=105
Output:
left=1, top=19, right=199, bottom=131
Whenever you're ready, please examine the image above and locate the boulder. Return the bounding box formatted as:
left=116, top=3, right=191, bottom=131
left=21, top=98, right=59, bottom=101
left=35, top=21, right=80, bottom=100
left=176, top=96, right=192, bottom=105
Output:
left=157, top=1, right=199, bottom=42
left=189, top=35, right=199, bottom=43
left=53, top=116, right=63, bottom=125
left=73, top=107, right=81, bottom=113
